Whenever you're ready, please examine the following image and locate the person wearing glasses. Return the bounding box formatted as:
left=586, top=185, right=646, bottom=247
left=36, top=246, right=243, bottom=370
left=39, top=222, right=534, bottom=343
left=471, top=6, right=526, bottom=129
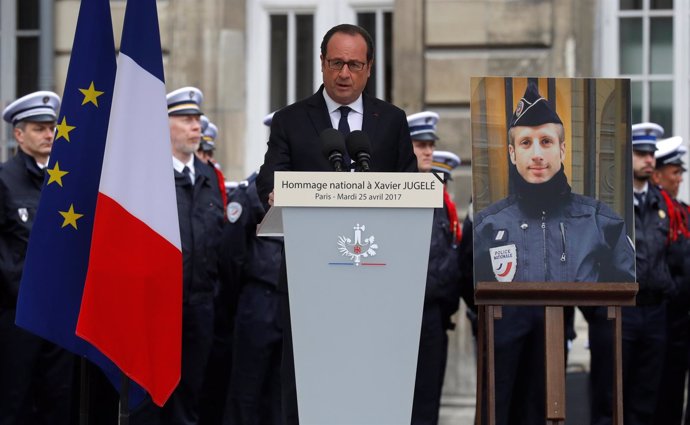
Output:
left=257, top=23, right=417, bottom=208
left=256, top=23, right=417, bottom=425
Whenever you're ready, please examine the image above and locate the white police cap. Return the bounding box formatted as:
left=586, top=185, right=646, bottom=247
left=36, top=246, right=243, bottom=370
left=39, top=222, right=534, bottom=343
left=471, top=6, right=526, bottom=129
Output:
left=632, top=122, right=664, bottom=152
left=432, top=150, right=461, bottom=177
left=263, top=111, right=276, bottom=127
left=203, top=122, right=217, bottom=141
left=655, top=136, right=686, bottom=169
left=2, top=91, right=60, bottom=125
left=167, top=86, right=203, bottom=116
left=200, top=115, right=210, bottom=132
left=408, top=111, right=439, bottom=141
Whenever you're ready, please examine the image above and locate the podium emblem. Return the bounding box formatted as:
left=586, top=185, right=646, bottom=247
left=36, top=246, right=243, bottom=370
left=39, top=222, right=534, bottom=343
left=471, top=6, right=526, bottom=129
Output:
left=337, top=223, right=379, bottom=266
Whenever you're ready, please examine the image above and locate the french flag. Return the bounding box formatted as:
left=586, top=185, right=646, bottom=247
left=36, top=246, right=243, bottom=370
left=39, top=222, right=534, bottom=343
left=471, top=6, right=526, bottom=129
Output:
left=75, top=0, right=182, bottom=407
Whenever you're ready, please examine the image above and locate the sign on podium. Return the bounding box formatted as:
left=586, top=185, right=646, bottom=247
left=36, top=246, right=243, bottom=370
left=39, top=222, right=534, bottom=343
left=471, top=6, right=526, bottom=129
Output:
left=258, top=171, right=442, bottom=425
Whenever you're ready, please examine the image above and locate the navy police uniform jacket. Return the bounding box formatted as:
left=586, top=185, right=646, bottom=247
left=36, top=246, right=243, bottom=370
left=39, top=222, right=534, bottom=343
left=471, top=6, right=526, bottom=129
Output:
left=635, top=184, right=675, bottom=304
left=175, top=157, right=226, bottom=302
left=474, top=178, right=635, bottom=284
left=0, top=150, right=44, bottom=308
left=225, top=176, right=283, bottom=290
left=426, top=205, right=462, bottom=328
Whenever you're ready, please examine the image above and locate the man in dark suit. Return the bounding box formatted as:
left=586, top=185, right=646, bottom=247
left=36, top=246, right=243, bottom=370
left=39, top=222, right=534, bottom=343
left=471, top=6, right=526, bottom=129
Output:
left=256, top=23, right=417, bottom=425
left=257, top=23, right=416, bottom=205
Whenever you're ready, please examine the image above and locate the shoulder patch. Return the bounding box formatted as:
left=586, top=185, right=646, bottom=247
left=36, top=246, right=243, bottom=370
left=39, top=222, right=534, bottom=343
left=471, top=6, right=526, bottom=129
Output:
left=227, top=202, right=243, bottom=223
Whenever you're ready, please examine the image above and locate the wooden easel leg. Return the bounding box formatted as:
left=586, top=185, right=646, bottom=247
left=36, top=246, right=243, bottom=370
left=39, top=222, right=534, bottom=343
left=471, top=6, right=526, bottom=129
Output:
left=486, top=306, right=499, bottom=425
left=476, top=305, right=485, bottom=425
left=608, top=306, right=624, bottom=425
left=544, top=306, right=566, bottom=423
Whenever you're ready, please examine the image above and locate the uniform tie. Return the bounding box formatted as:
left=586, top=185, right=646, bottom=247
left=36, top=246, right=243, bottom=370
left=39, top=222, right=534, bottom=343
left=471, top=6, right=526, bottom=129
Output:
left=182, top=166, right=193, bottom=185
left=338, top=106, right=352, bottom=169
left=634, top=191, right=646, bottom=215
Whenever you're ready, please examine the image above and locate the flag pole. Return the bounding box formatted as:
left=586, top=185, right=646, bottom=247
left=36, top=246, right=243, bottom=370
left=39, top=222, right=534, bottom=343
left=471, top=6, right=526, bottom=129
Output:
left=118, top=373, right=130, bottom=425
left=79, top=357, right=90, bottom=425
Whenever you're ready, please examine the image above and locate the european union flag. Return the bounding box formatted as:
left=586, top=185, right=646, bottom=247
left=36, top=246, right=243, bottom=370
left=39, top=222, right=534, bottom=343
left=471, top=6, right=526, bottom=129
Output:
left=15, top=0, right=144, bottom=405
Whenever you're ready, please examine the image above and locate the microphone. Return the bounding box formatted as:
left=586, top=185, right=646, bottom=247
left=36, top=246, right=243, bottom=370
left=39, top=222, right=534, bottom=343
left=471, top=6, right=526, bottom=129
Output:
left=345, top=130, right=371, bottom=172
left=321, top=128, right=347, bottom=172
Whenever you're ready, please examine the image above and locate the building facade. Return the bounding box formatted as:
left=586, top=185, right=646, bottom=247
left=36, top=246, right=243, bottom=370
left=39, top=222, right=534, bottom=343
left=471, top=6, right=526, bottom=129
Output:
left=0, top=0, right=685, bottom=422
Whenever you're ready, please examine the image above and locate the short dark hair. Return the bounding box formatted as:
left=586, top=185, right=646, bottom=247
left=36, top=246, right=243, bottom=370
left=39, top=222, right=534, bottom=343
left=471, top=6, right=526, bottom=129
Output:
left=320, top=24, right=374, bottom=63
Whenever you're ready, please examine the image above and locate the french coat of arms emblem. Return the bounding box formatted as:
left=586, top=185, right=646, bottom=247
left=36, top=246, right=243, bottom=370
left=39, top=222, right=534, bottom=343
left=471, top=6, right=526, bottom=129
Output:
left=337, top=223, right=378, bottom=266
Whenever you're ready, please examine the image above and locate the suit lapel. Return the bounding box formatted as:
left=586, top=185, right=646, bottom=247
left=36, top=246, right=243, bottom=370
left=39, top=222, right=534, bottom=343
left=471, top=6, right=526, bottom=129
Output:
left=362, top=93, right=379, bottom=143
left=306, top=86, right=333, bottom=136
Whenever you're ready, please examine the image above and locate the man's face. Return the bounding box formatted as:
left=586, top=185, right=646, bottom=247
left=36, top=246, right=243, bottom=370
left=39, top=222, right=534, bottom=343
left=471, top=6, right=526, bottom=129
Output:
left=653, top=164, right=683, bottom=198
left=169, top=114, right=201, bottom=157
left=412, top=140, right=434, bottom=172
left=632, top=150, right=656, bottom=182
left=320, top=32, right=371, bottom=105
left=508, top=122, right=565, bottom=184
left=14, top=120, right=56, bottom=164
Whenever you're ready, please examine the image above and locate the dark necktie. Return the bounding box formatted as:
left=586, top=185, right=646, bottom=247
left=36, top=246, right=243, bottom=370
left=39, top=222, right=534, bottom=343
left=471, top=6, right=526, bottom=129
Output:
left=338, top=106, right=351, bottom=136
left=182, top=166, right=192, bottom=186
left=338, top=106, right=352, bottom=169
left=634, top=192, right=646, bottom=215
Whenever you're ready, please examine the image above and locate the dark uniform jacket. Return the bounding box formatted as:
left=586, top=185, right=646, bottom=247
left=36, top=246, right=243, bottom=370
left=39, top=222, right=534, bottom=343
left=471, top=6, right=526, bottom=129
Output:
left=174, top=156, right=225, bottom=304
left=635, top=184, right=675, bottom=304
left=0, top=150, right=44, bottom=308
left=474, top=171, right=635, bottom=284
left=226, top=177, right=283, bottom=290
left=426, top=205, right=462, bottom=328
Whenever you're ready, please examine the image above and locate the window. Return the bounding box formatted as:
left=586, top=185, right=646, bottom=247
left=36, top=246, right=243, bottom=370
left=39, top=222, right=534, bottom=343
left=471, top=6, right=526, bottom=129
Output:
left=616, top=0, right=675, bottom=133
left=357, top=10, right=393, bottom=102
left=601, top=0, right=690, bottom=199
left=269, top=12, right=314, bottom=111
left=16, top=0, right=41, bottom=96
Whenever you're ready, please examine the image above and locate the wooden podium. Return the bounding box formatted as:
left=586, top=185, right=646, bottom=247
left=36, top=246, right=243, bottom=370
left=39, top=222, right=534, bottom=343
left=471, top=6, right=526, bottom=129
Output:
left=474, top=282, right=638, bottom=425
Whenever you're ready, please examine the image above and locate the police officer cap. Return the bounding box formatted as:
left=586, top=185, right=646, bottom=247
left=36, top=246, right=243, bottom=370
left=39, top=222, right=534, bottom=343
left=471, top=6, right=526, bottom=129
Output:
left=632, top=122, right=664, bottom=152
left=203, top=121, right=217, bottom=142
left=200, top=115, right=210, bottom=132
left=167, top=86, right=203, bottom=116
left=408, top=111, right=439, bottom=141
left=655, top=136, right=686, bottom=169
left=509, top=81, right=562, bottom=129
left=2, top=91, right=60, bottom=125
left=263, top=111, right=276, bottom=127
left=432, top=150, right=461, bottom=178
left=199, top=120, right=217, bottom=152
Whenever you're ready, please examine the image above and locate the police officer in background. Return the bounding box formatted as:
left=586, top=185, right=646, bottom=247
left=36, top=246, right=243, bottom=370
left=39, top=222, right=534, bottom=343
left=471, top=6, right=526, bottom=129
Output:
left=223, top=112, right=284, bottom=425
left=0, top=91, right=76, bottom=425
left=133, top=86, right=226, bottom=425
left=197, top=116, right=228, bottom=214
left=586, top=123, right=674, bottom=425
left=407, top=111, right=463, bottom=425
left=651, top=136, right=690, bottom=425
left=474, top=82, right=635, bottom=425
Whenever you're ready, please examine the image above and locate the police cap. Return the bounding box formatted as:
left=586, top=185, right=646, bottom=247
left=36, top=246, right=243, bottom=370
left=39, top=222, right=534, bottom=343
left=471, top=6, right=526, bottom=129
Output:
left=407, top=111, right=439, bottom=142
left=632, top=122, right=663, bottom=152
left=2, top=91, right=60, bottom=125
left=509, top=81, right=562, bottom=129
left=432, top=150, right=461, bottom=178
left=655, top=136, right=686, bottom=169
left=167, top=86, right=203, bottom=116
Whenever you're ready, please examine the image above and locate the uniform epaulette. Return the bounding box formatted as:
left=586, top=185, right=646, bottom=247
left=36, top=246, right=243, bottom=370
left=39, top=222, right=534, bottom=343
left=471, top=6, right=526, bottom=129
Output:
left=658, top=187, right=690, bottom=243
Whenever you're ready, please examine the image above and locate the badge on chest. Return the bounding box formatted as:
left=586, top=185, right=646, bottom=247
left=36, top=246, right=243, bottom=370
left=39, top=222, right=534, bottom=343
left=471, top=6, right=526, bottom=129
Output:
left=489, top=243, right=517, bottom=282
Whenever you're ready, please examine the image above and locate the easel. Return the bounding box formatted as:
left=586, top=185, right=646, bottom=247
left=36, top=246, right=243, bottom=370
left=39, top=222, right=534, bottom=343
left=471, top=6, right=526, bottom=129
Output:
left=475, top=282, right=638, bottom=425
